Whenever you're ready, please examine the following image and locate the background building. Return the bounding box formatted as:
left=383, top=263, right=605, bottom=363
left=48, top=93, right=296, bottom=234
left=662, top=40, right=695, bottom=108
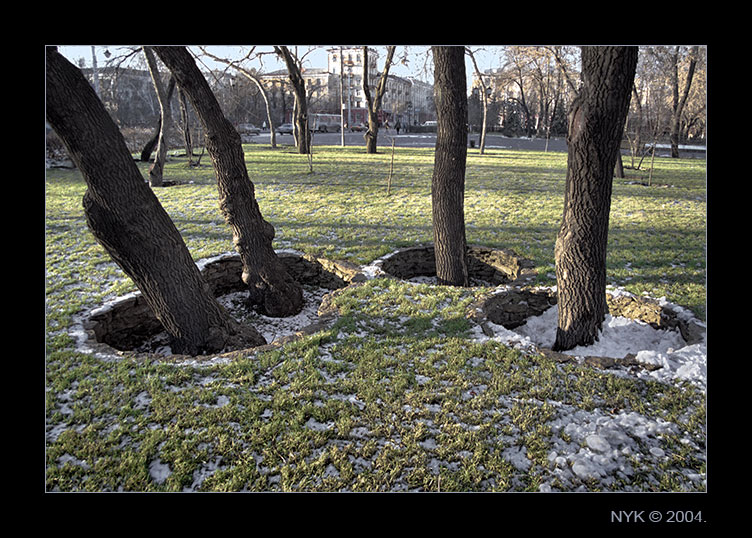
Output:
left=78, top=48, right=436, bottom=131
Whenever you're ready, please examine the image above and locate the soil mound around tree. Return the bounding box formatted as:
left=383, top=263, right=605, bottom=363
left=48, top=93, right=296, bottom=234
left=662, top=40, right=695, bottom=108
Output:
left=362, top=244, right=537, bottom=287
left=80, top=250, right=367, bottom=357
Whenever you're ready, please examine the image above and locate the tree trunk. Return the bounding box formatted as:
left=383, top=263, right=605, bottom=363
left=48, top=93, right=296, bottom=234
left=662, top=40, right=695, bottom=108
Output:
left=467, top=49, right=489, bottom=155
left=144, top=47, right=174, bottom=187
left=45, top=46, right=265, bottom=355
left=140, top=116, right=160, bottom=162
left=669, top=46, right=698, bottom=158
left=140, top=77, right=176, bottom=163
left=153, top=46, right=303, bottom=317
left=363, top=46, right=396, bottom=154
left=275, top=46, right=310, bottom=154
left=553, top=46, right=638, bottom=351
left=614, top=151, right=624, bottom=178
left=178, top=87, right=194, bottom=166
left=431, top=46, right=469, bottom=287
left=256, top=81, right=277, bottom=149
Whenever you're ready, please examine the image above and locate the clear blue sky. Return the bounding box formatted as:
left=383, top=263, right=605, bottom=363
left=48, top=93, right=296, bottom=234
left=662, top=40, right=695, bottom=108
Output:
left=56, top=45, right=502, bottom=94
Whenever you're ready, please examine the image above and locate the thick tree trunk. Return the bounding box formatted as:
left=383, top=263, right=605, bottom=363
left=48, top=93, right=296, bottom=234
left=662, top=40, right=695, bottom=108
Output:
left=431, top=46, right=469, bottom=287
left=45, top=46, right=265, bottom=355
left=153, top=46, right=303, bottom=317
left=553, top=46, right=637, bottom=351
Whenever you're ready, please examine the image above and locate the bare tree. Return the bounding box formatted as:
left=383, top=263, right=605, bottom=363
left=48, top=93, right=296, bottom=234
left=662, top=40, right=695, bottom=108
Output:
left=466, top=47, right=489, bottom=154
left=140, top=76, right=175, bottom=163
left=275, top=46, right=310, bottom=154
left=143, top=46, right=174, bottom=187
left=553, top=46, right=638, bottom=352
left=198, top=46, right=278, bottom=149
left=504, top=47, right=535, bottom=137
left=431, top=46, right=469, bottom=287
left=153, top=46, right=303, bottom=317
left=177, top=86, right=195, bottom=165
left=362, top=46, right=396, bottom=154
left=668, top=46, right=699, bottom=158
left=46, top=46, right=265, bottom=355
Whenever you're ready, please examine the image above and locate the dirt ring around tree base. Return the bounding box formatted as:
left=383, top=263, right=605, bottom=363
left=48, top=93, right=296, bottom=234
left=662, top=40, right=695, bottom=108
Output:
left=362, top=244, right=537, bottom=286
left=467, top=286, right=706, bottom=370
left=78, top=249, right=368, bottom=359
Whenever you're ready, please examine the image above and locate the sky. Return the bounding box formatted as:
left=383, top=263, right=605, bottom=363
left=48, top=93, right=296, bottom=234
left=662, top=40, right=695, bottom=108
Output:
left=56, top=44, right=503, bottom=93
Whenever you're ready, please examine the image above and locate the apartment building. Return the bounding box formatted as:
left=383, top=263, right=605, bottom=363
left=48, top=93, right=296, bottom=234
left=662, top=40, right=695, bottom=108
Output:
left=79, top=47, right=435, bottom=129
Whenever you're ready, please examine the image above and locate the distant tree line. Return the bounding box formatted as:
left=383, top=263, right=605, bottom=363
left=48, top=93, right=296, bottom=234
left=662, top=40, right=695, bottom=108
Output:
left=467, top=45, right=705, bottom=158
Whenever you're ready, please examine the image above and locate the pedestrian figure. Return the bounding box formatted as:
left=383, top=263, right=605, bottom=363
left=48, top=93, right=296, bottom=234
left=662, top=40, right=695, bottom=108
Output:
left=395, top=121, right=401, bottom=134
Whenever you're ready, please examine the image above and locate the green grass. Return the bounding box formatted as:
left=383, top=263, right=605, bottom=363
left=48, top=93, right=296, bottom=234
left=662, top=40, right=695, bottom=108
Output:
left=45, top=142, right=706, bottom=492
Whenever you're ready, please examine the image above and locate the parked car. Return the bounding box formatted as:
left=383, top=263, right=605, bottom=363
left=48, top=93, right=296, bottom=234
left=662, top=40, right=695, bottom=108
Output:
left=236, top=123, right=261, bottom=135
left=350, top=122, right=367, bottom=132
left=277, top=123, right=295, bottom=134
left=422, top=120, right=437, bottom=127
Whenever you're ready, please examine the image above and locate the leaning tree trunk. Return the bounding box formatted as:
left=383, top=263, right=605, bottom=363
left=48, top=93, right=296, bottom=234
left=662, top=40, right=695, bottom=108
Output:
left=45, top=46, right=265, bottom=355
left=553, top=46, right=638, bottom=352
left=153, top=46, right=303, bottom=317
left=431, top=46, right=469, bottom=287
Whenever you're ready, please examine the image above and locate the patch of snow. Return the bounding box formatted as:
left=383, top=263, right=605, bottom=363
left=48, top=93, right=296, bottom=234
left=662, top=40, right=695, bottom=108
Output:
left=473, top=290, right=706, bottom=391
left=305, top=417, right=334, bottom=431
left=502, top=445, right=532, bottom=472
left=539, top=405, right=694, bottom=491
left=149, top=458, right=172, bottom=485
left=215, top=284, right=329, bottom=345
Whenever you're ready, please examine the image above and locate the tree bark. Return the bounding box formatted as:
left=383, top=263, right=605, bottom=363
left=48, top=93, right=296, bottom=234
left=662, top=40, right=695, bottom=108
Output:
left=275, top=46, right=310, bottom=154
left=45, top=46, right=265, bottom=355
left=431, top=46, right=469, bottom=287
left=553, top=46, right=637, bottom=351
left=153, top=46, right=303, bottom=317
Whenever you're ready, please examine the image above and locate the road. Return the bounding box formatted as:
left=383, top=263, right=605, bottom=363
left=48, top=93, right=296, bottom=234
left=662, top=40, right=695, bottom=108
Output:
left=247, top=131, right=570, bottom=153
left=247, top=131, right=706, bottom=159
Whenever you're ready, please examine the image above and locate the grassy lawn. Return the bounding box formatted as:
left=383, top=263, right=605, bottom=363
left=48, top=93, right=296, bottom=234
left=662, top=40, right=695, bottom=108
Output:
left=45, top=142, right=706, bottom=492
